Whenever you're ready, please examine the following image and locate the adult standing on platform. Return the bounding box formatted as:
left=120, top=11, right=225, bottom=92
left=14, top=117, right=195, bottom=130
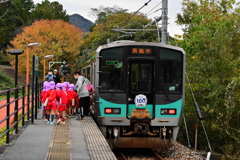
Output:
left=45, top=70, right=54, bottom=82
left=53, top=69, right=61, bottom=83
left=74, top=71, right=90, bottom=120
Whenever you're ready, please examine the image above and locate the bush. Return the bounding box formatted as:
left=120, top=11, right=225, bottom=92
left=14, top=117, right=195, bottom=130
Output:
left=0, top=71, right=14, bottom=91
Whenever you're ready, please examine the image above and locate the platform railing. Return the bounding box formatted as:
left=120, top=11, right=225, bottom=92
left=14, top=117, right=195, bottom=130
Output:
left=0, top=82, right=43, bottom=144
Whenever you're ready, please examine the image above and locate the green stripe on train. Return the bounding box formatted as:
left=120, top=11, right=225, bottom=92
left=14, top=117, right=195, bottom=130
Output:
left=155, top=99, right=182, bottom=117
left=99, top=98, right=126, bottom=117
left=99, top=98, right=182, bottom=117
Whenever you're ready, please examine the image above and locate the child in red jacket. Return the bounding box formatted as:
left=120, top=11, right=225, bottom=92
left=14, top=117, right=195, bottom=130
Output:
left=55, top=83, right=61, bottom=121
left=67, top=84, right=78, bottom=117
left=43, top=81, right=57, bottom=125
left=56, top=83, right=68, bottom=124
left=40, top=81, right=49, bottom=121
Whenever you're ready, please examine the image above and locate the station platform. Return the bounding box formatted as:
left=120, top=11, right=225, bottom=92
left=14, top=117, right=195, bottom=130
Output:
left=0, top=110, right=117, bottom=160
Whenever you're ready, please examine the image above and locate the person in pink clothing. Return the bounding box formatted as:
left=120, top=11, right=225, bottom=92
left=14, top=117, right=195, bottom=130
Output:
left=40, top=81, right=49, bottom=121
left=64, top=82, right=70, bottom=91
left=56, top=83, right=68, bottom=124
left=43, top=81, right=57, bottom=125
left=55, top=83, right=61, bottom=122
left=66, top=84, right=78, bottom=117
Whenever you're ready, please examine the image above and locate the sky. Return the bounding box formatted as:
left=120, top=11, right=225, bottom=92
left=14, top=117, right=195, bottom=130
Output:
left=33, top=0, right=184, bottom=36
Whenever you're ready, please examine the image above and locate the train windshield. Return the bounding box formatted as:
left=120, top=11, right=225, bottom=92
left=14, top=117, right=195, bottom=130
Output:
left=158, top=48, right=183, bottom=93
left=99, top=48, right=124, bottom=92
left=130, top=63, right=152, bottom=93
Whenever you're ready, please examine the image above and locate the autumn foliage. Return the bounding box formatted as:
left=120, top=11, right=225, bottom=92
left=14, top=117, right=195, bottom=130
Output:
left=9, top=19, right=84, bottom=77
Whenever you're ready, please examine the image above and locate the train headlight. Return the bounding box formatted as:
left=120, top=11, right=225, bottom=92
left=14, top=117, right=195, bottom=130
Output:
left=112, top=108, right=120, bottom=114
left=104, top=108, right=121, bottom=114
left=161, top=109, right=176, bottom=115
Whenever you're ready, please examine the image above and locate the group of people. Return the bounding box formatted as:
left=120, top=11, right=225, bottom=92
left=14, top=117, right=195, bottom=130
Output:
left=45, top=69, right=61, bottom=83
left=40, top=70, right=92, bottom=125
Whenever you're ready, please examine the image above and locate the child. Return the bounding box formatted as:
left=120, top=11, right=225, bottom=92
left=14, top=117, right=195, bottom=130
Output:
left=56, top=83, right=68, bottom=124
left=55, top=83, right=61, bottom=122
left=40, top=81, right=48, bottom=121
left=64, top=82, right=70, bottom=91
left=67, top=84, right=78, bottom=117
left=43, top=81, right=57, bottom=125
left=64, top=82, right=70, bottom=115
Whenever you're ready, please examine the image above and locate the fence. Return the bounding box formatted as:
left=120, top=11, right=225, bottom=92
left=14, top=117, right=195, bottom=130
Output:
left=0, top=82, right=42, bottom=144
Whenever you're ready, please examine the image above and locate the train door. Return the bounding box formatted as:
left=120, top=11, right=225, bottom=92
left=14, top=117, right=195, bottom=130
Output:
left=127, top=59, right=154, bottom=119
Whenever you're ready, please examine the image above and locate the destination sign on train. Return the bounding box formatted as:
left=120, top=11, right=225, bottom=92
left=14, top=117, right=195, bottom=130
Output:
left=131, top=48, right=152, bottom=54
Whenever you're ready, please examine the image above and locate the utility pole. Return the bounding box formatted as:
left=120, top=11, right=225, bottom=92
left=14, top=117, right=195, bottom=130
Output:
left=161, top=0, right=168, bottom=44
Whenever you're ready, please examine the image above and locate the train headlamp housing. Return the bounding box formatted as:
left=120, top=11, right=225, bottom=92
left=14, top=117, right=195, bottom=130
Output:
left=104, top=108, right=121, bottom=114
left=161, top=109, right=176, bottom=115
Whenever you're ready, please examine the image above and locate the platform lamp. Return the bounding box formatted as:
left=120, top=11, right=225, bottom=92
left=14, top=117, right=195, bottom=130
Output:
left=26, top=43, right=41, bottom=85
left=43, top=55, right=54, bottom=81
left=8, top=49, right=24, bottom=134
left=8, top=49, right=24, bottom=87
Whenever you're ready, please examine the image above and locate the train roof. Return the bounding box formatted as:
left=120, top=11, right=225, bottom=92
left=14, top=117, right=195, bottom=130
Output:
left=97, top=40, right=185, bottom=54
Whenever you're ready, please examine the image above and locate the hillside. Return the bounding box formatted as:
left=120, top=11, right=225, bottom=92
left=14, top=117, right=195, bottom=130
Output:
left=69, top=14, right=93, bottom=32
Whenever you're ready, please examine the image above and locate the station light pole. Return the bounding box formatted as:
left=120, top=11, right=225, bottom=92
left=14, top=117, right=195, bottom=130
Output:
left=43, top=55, right=54, bottom=81
left=8, top=49, right=24, bottom=87
left=26, top=43, right=41, bottom=85
left=8, top=49, right=24, bottom=134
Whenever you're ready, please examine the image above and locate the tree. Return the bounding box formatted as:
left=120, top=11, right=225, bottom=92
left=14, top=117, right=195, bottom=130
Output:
left=8, top=19, right=84, bottom=77
left=33, top=0, right=69, bottom=22
left=82, top=6, right=158, bottom=52
left=90, top=5, right=128, bottom=25
left=176, top=0, right=240, bottom=157
left=0, top=0, right=34, bottom=48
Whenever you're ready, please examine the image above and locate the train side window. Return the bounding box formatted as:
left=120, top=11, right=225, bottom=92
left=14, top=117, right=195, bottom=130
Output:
left=158, top=49, right=183, bottom=93
left=99, top=48, right=124, bottom=92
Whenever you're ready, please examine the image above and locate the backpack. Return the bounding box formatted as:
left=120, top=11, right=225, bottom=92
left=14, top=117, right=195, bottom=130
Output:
left=83, top=78, right=92, bottom=91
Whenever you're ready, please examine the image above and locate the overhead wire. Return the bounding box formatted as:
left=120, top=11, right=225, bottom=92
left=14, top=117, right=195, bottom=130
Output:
left=169, top=23, right=179, bottom=46
left=114, top=0, right=165, bottom=41
left=145, top=1, right=163, bottom=16
left=120, top=1, right=163, bottom=30
left=114, top=0, right=152, bottom=28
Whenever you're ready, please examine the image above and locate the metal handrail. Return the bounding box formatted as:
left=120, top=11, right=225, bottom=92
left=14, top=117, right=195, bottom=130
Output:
left=0, top=81, right=43, bottom=144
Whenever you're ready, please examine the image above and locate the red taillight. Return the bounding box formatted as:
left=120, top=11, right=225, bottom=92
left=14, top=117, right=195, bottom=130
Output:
left=169, top=109, right=176, bottom=114
left=104, top=108, right=121, bottom=114
left=105, top=108, right=112, bottom=114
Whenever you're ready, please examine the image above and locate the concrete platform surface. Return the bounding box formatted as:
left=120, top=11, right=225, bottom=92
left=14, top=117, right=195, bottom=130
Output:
left=0, top=110, right=116, bottom=160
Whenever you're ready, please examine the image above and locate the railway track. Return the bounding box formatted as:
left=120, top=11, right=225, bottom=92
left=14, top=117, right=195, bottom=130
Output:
left=114, top=142, right=206, bottom=160
left=115, top=148, right=165, bottom=160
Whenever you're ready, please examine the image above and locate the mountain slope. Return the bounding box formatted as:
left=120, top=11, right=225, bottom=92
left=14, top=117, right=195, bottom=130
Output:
left=69, top=14, right=93, bottom=32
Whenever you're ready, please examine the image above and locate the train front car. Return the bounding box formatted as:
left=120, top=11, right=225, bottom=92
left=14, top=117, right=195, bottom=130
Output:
left=93, top=41, right=186, bottom=148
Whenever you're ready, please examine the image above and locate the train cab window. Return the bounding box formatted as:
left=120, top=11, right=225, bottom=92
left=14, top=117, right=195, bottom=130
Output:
left=158, top=49, right=183, bottom=93
left=130, top=63, right=152, bottom=93
left=99, top=48, right=124, bottom=92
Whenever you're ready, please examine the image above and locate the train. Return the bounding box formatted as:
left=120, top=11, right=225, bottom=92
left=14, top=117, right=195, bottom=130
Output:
left=82, top=40, right=186, bottom=148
